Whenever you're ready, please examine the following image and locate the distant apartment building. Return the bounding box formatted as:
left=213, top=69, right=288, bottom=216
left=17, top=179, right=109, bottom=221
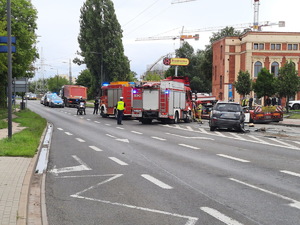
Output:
left=212, top=31, right=300, bottom=105
left=59, top=74, right=76, bottom=84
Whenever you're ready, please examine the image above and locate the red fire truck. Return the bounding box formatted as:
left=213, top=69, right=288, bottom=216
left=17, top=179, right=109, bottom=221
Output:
left=100, top=81, right=136, bottom=118
left=132, top=76, right=193, bottom=124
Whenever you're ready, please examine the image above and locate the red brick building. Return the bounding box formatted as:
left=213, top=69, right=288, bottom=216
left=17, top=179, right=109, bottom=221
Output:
left=212, top=31, right=300, bottom=105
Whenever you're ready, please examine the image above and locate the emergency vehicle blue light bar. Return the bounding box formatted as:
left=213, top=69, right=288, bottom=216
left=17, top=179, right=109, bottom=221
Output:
left=133, top=89, right=137, bottom=94
left=165, top=90, right=169, bottom=94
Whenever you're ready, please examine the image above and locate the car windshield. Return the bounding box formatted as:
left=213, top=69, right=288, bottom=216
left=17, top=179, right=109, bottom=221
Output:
left=215, top=103, right=240, bottom=112
left=51, top=96, right=61, bottom=100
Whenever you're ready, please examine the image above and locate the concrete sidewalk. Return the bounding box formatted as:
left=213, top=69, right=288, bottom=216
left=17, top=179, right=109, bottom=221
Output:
left=0, top=111, right=46, bottom=225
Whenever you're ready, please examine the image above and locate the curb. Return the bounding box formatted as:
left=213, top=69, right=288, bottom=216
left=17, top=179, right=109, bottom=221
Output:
left=17, top=122, right=48, bottom=225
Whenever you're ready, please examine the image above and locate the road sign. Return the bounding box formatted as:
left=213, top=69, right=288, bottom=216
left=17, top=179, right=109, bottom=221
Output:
left=0, top=45, right=16, bottom=53
left=0, top=36, right=16, bottom=44
left=170, top=58, right=189, bottom=66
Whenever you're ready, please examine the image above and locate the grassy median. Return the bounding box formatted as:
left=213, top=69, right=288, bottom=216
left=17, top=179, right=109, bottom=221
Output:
left=0, top=108, right=47, bottom=157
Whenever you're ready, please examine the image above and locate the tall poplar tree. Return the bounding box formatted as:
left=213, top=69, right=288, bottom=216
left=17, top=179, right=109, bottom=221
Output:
left=75, top=0, right=129, bottom=94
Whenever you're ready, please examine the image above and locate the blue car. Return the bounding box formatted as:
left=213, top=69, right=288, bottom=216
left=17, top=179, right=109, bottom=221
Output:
left=49, top=96, right=64, bottom=108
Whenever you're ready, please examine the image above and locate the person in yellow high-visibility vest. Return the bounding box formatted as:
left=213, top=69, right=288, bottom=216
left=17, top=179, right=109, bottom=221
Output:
left=196, top=101, right=203, bottom=124
left=116, top=96, right=125, bottom=125
left=192, top=101, right=196, bottom=122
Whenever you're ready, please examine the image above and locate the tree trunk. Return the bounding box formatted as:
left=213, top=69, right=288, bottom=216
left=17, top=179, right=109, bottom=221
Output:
left=286, top=95, right=289, bottom=113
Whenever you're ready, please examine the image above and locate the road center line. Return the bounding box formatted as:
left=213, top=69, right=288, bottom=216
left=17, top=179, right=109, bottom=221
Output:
left=179, top=144, right=200, bottom=150
left=141, top=174, right=173, bottom=189
left=106, top=134, right=115, bottom=138
left=200, top=207, right=244, bottom=225
left=117, top=127, right=124, bottom=130
left=280, top=170, right=300, bottom=178
left=131, top=131, right=143, bottom=135
left=105, top=124, right=111, bottom=126
left=87, top=119, right=90, bottom=121
left=57, top=128, right=63, bottom=131
left=152, top=136, right=166, bottom=141
left=89, top=146, right=102, bottom=152
left=65, top=132, right=73, bottom=136
left=109, top=157, right=128, bottom=166
left=217, top=154, right=250, bottom=163
left=94, top=121, right=100, bottom=123
left=75, top=138, right=85, bottom=142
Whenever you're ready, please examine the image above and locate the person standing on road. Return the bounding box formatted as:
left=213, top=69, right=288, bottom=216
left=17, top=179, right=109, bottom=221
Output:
left=116, top=96, right=125, bottom=125
left=242, top=97, right=248, bottom=107
left=93, top=97, right=99, bottom=114
left=266, top=96, right=271, bottom=106
left=272, top=96, right=277, bottom=106
left=192, top=101, right=196, bottom=122
left=196, top=101, right=203, bottom=124
left=278, top=97, right=282, bottom=106
left=249, top=96, right=253, bottom=110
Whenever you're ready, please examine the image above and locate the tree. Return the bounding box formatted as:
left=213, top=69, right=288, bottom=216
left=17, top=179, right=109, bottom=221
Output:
left=233, top=70, right=252, bottom=97
left=0, top=0, right=38, bottom=107
left=76, top=69, right=92, bottom=89
left=47, top=76, right=69, bottom=94
left=144, top=72, right=162, bottom=81
left=252, top=67, right=276, bottom=101
left=275, top=60, right=300, bottom=112
left=75, top=0, right=129, bottom=95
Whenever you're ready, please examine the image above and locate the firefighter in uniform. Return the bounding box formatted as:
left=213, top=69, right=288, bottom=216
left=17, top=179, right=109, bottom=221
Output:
left=196, top=101, right=203, bottom=124
left=116, top=96, right=125, bottom=125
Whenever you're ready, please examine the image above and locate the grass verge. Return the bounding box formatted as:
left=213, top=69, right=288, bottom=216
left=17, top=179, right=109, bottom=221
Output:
left=0, top=108, right=47, bottom=157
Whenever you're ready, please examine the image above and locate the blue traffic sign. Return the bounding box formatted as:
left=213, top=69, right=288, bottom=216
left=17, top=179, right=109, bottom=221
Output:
left=0, top=46, right=16, bottom=53
left=0, top=36, right=16, bottom=44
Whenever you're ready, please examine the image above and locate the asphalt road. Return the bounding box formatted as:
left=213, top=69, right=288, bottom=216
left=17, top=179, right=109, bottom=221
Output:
left=27, top=100, right=300, bottom=225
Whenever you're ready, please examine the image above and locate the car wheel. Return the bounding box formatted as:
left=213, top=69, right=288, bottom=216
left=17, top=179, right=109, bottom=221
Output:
left=238, top=122, right=245, bottom=132
left=294, top=104, right=300, bottom=110
left=101, top=107, right=107, bottom=118
left=171, top=111, right=179, bottom=124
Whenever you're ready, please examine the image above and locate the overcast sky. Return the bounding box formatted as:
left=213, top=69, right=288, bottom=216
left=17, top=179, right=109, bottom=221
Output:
left=31, top=0, right=299, bottom=81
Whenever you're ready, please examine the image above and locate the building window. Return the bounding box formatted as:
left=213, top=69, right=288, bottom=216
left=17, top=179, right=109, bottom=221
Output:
left=288, top=44, right=292, bottom=50
left=276, top=44, right=281, bottom=50
left=294, top=44, right=298, bottom=50
left=254, top=43, right=258, bottom=50
left=220, top=76, right=222, bottom=89
left=271, top=62, right=279, bottom=77
left=220, top=45, right=223, bottom=59
left=259, top=43, right=264, bottom=50
left=254, top=61, right=262, bottom=77
left=271, top=44, right=275, bottom=50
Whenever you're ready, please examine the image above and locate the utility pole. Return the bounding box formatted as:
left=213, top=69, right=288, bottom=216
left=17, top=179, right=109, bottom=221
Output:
left=7, top=0, right=12, bottom=139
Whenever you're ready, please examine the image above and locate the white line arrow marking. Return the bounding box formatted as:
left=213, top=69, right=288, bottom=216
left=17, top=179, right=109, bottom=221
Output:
left=49, top=155, right=91, bottom=175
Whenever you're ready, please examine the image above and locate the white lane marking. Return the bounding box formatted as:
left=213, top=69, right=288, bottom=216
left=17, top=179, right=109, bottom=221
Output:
left=214, top=131, right=226, bottom=137
left=117, top=127, right=124, bottom=130
left=166, top=133, right=214, bottom=140
left=65, top=132, right=73, bottom=136
left=80, top=117, right=84, bottom=119
left=74, top=115, right=77, bottom=117
left=105, top=124, right=111, bottom=126
left=230, top=178, right=300, bottom=210
left=200, top=207, right=244, bottom=225
left=57, top=128, right=63, bottom=131
left=87, top=119, right=90, bottom=121
left=106, top=134, right=116, bottom=138
left=280, top=170, right=300, bottom=178
left=217, top=154, right=250, bottom=163
left=186, top=126, right=193, bottom=131
left=247, top=135, right=269, bottom=144
left=109, top=157, right=128, bottom=166
left=230, top=133, right=246, bottom=140
left=269, top=138, right=298, bottom=149
left=70, top=174, right=198, bottom=225
left=152, top=136, right=166, bottom=141
left=49, top=155, right=92, bottom=175
left=65, top=112, right=67, bottom=114
left=293, top=141, right=300, bottom=145
left=141, top=174, right=173, bottom=189
left=94, top=121, right=100, bottom=123
left=179, top=144, right=200, bottom=150
left=68, top=113, right=71, bottom=115
left=76, top=138, right=85, bottom=142
left=89, top=146, right=102, bottom=152
left=131, top=131, right=143, bottom=135
left=199, top=128, right=208, bottom=133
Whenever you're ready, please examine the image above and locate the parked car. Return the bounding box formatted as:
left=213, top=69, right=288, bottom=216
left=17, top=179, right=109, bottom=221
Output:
left=44, top=93, right=56, bottom=106
left=289, top=100, right=300, bottom=110
left=40, top=95, right=45, bottom=104
left=28, top=93, right=37, bottom=100
left=49, top=96, right=64, bottom=108
left=209, top=101, right=245, bottom=132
